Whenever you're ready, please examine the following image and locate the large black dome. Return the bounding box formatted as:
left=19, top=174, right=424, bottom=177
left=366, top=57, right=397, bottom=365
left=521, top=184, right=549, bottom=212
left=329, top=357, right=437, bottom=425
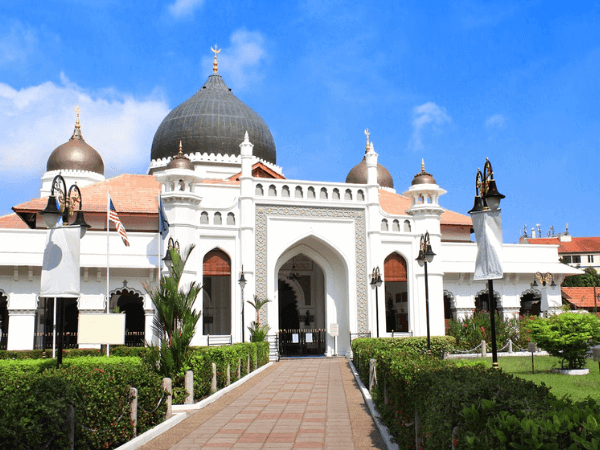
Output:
left=151, top=74, right=276, bottom=164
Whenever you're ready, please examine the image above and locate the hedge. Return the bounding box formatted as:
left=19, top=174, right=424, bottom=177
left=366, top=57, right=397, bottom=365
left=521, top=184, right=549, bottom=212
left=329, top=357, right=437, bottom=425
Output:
left=0, top=356, right=166, bottom=449
left=0, top=346, right=150, bottom=360
left=351, top=337, right=600, bottom=449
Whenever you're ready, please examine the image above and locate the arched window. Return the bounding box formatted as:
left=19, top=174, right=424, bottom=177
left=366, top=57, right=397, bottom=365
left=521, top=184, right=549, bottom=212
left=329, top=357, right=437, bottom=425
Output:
left=282, top=186, right=290, bottom=197
left=345, top=189, right=353, bottom=200
left=214, top=212, right=222, bottom=225
left=381, top=219, right=389, bottom=231
left=203, top=249, right=232, bottom=335
left=403, top=220, right=411, bottom=232
left=384, top=253, right=409, bottom=333
left=295, top=186, right=303, bottom=198
left=268, top=185, right=277, bottom=196
left=308, top=187, right=316, bottom=198
left=320, top=188, right=328, bottom=199
left=200, top=211, right=209, bottom=224
left=255, top=184, right=264, bottom=196
left=227, top=213, right=235, bottom=225
left=392, top=220, right=400, bottom=232
left=332, top=188, right=340, bottom=200
left=357, top=190, right=365, bottom=201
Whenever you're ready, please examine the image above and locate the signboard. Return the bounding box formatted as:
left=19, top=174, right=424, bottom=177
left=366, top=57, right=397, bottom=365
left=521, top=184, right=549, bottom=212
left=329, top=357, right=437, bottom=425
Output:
left=292, top=333, right=299, bottom=343
left=306, top=332, right=313, bottom=343
left=329, top=323, right=339, bottom=337
left=78, top=314, right=126, bottom=345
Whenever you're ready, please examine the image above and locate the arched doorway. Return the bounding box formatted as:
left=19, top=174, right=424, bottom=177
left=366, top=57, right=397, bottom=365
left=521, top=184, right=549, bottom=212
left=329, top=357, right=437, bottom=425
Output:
left=443, top=290, right=454, bottom=332
left=475, top=289, right=501, bottom=314
left=384, top=253, right=409, bottom=333
left=110, top=287, right=145, bottom=346
left=0, top=291, right=7, bottom=350
left=34, top=297, right=79, bottom=349
left=277, top=253, right=326, bottom=356
left=203, top=249, right=232, bottom=335
left=520, top=289, right=541, bottom=317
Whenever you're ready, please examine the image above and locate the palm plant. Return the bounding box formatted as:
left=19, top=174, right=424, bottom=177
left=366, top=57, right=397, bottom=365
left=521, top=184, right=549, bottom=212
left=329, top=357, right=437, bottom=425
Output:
left=247, top=296, right=271, bottom=342
left=143, top=244, right=202, bottom=378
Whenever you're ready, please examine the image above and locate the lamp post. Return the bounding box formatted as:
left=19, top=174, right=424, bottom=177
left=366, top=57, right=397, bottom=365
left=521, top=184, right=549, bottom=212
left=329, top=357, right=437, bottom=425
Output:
left=40, top=174, right=91, bottom=368
left=468, top=158, right=505, bottom=369
left=416, top=231, right=435, bottom=351
left=162, top=237, right=180, bottom=269
left=370, top=267, right=383, bottom=337
left=238, top=266, right=246, bottom=343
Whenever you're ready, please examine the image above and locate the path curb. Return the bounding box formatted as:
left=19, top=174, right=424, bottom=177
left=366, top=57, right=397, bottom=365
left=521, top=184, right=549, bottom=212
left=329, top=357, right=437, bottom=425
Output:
left=349, top=361, right=399, bottom=450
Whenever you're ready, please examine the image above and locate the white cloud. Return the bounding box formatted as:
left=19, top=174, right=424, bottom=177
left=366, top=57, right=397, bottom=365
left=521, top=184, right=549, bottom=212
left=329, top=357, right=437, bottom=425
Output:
left=485, top=113, right=506, bottom=128
left=168, top=0, right=205, bottom=18
left=411, top=102, right=451, bottom=149
left=201, top=29, right=267, bottom=91
left=0, top=75, right=170, bottom=177
left=0, top=21, right=38, bottom=65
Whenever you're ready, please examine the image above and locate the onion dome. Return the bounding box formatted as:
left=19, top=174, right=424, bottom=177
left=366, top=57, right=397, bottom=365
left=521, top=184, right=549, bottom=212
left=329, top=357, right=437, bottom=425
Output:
left=345, top=132, right=394, bottom=188
left=411, top=159, right=436, bottom=185
left=46, top=108, right=104, bottom=175
left=151, top=47, right=276, bottom=164
left=166, top=141, right=194, bottom=170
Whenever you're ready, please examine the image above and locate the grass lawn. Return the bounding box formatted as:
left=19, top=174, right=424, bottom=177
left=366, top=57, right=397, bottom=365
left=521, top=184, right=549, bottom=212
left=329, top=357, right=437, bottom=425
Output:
left=476, top=355, right=600, bottom=401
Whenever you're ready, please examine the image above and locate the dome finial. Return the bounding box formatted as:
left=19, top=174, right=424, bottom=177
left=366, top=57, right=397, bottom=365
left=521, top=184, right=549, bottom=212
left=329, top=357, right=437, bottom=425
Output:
left=74, top=105, right=81, bottom=129
left=178, top=140, right=183, bottom=155
left=364, top=129, right=370, bottom=153
left=71, top=105, right=83, bottom=140
left=211, top=45, right=221, bottom=74
left=421, top=158, right=425, bottom=172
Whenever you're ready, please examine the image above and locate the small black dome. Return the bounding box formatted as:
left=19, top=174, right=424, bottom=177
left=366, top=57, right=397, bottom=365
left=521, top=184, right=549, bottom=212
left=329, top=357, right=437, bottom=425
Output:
left=411, top=160, right=437, bottom=186
left=151, top=74, right=276, bottom=164
left=166, top=142, right=194, bottom=171
left=46, top=122, right=104, bottom=175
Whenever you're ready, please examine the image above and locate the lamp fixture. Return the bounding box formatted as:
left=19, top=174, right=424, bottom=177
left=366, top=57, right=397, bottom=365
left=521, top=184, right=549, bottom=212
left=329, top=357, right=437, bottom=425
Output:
left=287, top=257, right=301, bottom=281
left=40, top=174, right=91, bottom=237
left=162, top=237, right=180, bottom=268
left=468, top=158, right=505, bottom=214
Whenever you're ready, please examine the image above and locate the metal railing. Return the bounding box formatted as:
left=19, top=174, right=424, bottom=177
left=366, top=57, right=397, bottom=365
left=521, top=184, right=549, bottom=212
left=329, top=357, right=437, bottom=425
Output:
left=278, top=329, right=326, bottom=356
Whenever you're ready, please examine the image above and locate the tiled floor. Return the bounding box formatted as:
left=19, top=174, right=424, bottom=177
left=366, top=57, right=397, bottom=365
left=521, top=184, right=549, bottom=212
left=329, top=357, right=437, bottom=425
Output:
left=143, top=359, right=385, bottom=450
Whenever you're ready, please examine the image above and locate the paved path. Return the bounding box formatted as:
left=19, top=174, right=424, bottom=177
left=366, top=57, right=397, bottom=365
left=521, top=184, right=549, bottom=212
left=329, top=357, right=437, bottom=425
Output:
left=140, top=358, right=386, bottom=450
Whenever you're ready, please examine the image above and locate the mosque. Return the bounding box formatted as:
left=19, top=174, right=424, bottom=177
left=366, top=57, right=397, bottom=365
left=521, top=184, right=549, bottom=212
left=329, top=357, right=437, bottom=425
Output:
left=0, top=50, right=577, bottom=355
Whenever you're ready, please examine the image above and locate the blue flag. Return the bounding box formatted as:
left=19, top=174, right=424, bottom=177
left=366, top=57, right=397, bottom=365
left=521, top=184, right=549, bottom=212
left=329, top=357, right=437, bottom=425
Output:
left=158, top=195, right=169, bottom=238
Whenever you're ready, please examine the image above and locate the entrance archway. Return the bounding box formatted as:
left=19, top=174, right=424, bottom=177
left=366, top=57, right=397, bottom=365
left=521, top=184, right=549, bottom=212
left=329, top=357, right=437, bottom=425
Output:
left=520, top=289, right=541, bottom=317
left=110, top=287, right=145, bottom=346
left=274, top=237, right=349, bottom=356
left=203, top=249, right=232, bottom=335
left=277, top=254, right=326, bottom=356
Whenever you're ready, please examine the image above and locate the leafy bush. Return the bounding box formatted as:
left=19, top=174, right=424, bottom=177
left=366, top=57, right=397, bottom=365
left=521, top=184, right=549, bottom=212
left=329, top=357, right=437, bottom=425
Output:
left=529, top=312, right=600, bottom=369
left=447, top=312, right=531, bottom=351
left=0, top=356, right=167, bottom=449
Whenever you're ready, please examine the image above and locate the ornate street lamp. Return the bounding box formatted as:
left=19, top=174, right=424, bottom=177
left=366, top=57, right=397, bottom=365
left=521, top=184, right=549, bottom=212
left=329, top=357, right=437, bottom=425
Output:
left=370, top=267, right=383, bottom=337
left=532, top=272, right=556, bottom=287
left=416, top=231, right=435, bottom=350
left=468, top=158, right=505, bottom=369
left=238, top=266, right=246, bottom=343
left=40, top=174, right=91, bottom=237
left=39, top=174, right=90, bottom=368
left=162, top=237, right=180, bottom=268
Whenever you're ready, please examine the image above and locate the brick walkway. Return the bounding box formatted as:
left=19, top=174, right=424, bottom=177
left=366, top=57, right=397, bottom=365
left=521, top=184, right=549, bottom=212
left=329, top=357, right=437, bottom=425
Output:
left=140, top=358, right=386, bottom=450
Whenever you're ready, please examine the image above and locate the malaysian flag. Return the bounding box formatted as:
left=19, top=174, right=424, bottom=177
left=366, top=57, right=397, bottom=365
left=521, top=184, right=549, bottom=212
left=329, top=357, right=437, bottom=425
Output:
left=109, top=197, right=130, bottom=247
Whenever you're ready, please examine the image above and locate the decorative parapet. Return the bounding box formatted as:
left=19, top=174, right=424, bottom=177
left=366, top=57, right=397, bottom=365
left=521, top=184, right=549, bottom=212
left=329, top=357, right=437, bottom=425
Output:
left=148, top=153, right=283, bottom=175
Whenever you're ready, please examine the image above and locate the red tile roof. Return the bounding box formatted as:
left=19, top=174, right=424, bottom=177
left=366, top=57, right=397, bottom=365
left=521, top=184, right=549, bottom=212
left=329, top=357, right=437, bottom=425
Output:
left=0, top=213, right=29, bottom=229
left=378, top=189, right=472, bottom=227
left=562, top=287, right=600, bottom=308
left=228, top=162, right=285, bottom=181
left=526, top=237, right=600, bottom=253
left=13, top=174, right=161, bottom=215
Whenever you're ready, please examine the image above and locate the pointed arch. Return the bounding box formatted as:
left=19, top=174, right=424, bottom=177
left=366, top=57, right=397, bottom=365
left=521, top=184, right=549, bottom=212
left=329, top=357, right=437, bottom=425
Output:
left=384, top=252, right=409, bottom=333
left=203, top=248, right=232, bottom=335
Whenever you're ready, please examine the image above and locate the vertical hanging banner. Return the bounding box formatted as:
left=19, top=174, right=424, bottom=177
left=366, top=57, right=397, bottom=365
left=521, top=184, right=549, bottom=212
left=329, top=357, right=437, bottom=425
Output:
left=471, top=210, right=504, bottom=281
left=41, top=226, right=81, bottom=297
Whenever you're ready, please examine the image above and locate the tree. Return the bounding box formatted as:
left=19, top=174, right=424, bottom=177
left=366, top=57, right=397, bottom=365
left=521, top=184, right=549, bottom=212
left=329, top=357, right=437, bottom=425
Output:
left=528, top=312, right=600, bottom=369
left=143, top=245, right=202, bottom=378
left=562, top=267, right=600, bottom=287
left=247, top=296, right=271, bottom=342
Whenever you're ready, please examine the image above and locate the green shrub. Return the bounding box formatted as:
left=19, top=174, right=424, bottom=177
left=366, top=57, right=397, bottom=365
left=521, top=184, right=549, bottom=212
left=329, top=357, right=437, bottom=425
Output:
left=447, top=312, right=531, bottom=351
left=529, top=312, right=600, bottom=369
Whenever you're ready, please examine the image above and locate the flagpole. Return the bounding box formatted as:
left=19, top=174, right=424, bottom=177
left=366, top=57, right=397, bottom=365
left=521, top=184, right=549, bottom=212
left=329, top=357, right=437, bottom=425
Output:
left=106, top=190, right=110, bottom=357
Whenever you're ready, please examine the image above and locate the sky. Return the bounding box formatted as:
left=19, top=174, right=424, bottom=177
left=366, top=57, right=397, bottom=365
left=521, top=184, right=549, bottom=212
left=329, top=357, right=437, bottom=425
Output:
left=0, top=0, right=599, bottom=244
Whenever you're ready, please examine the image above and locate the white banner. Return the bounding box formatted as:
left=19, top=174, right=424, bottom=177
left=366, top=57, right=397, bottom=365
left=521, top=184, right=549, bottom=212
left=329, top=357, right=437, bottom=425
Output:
left=471, top=210, right=503, bottom=280
left=41, top=226, right=81, bottom=298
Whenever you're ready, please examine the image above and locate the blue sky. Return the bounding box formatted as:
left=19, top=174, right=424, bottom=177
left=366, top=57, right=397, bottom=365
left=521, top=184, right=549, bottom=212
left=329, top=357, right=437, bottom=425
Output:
left=1, top=0, right=599, bottom=243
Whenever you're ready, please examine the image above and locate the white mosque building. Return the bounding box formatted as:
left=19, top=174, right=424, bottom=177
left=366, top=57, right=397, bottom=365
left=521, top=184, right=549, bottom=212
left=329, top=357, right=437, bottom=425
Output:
left=0, top=52, right=578, bottom=356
